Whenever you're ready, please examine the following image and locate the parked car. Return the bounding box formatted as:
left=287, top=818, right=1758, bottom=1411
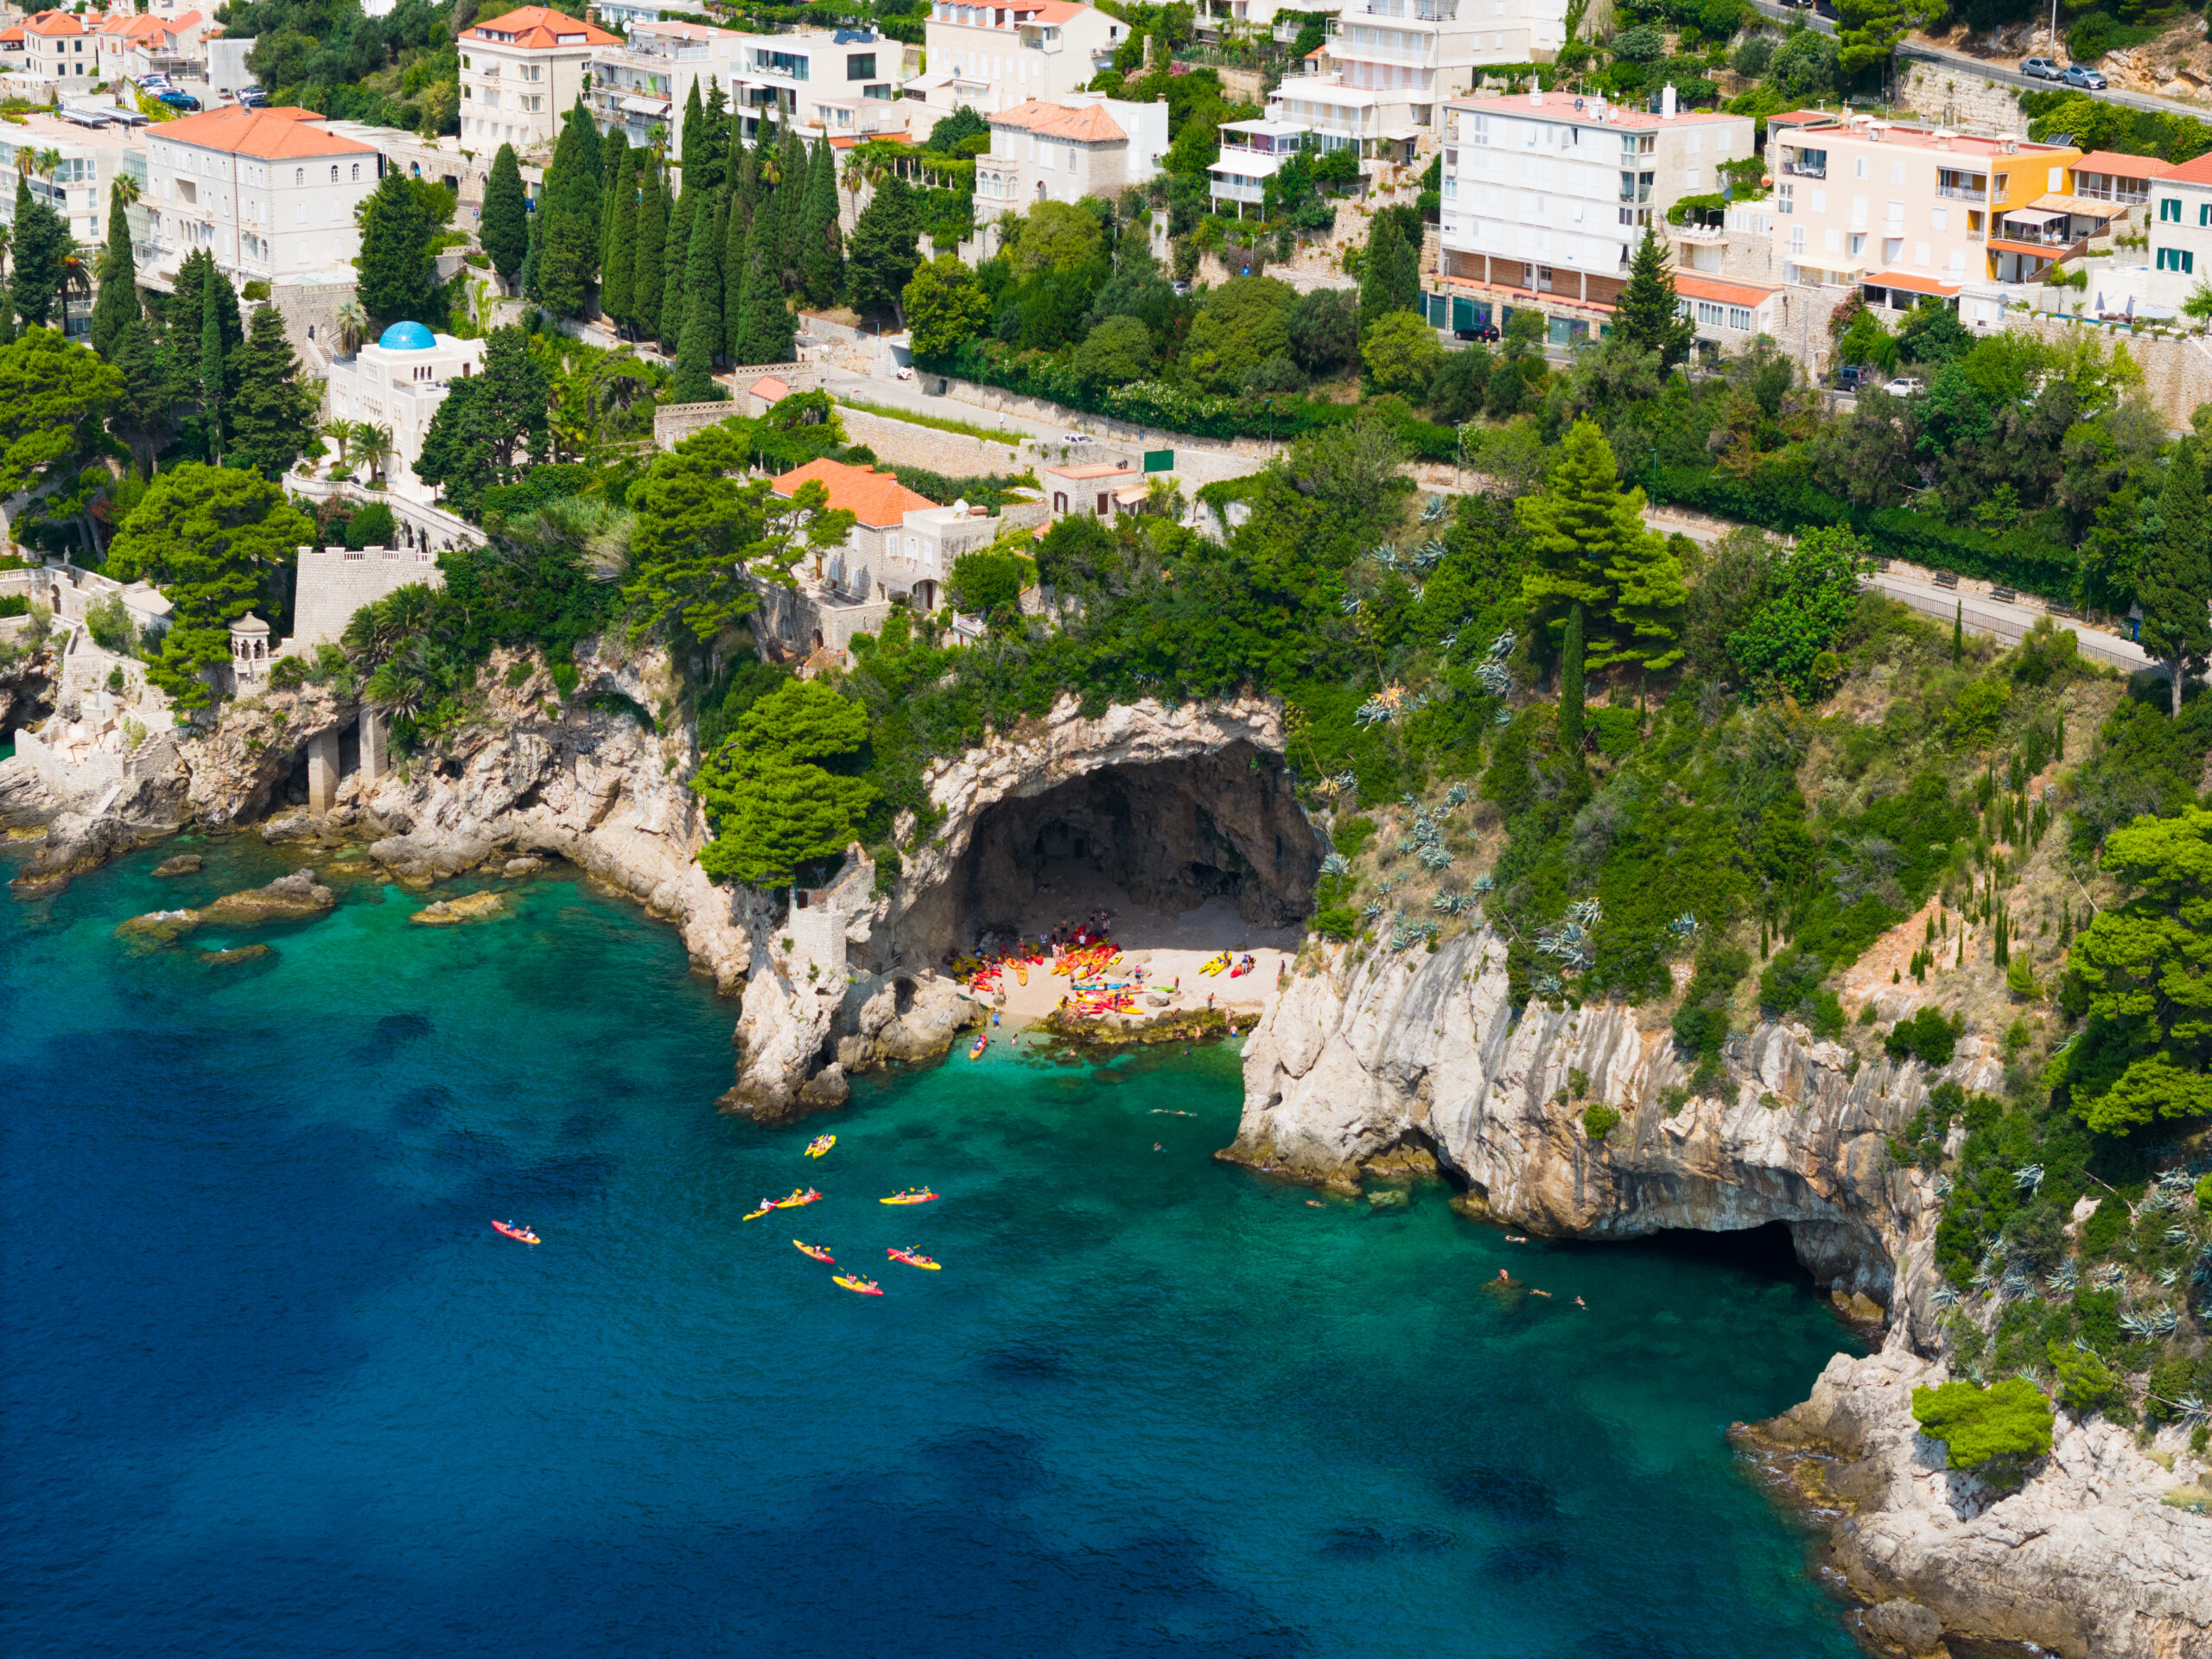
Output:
left=1883, top=375, right=1925, bottom=397
left=1061, top=431, right=1095, bottom=444
left=1835, top=363, right=1875, bottom=391
left=2062, top=64, right=2109, bottom=90
left=235, top=86, right=268, bottom=107
left=2020, top=56, right=2065, bottom=79
left=159, top=90, right=200, bottom=111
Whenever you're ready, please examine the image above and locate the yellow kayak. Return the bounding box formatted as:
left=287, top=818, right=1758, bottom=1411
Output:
left=742, top=1205, right=771, bottom=1221
left=805, top=1134, right=836, bottom=1159
left=880, top=1188, right=940, bottom=1205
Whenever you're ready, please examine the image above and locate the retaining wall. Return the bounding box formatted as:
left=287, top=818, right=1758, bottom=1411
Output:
left=653, top=364, right=826, bottom=447
left=290, top=545, right=446, bottom=652
left=1897, top=61, right=2031, bottom=135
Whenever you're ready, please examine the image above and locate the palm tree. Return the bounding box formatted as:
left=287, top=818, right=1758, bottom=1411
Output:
left=359, top=423, right=395, bottom=488
left=334, top=300, right=366, bottom=356
left=30, top=148, right=64, bottom=185
left=111, top=174, right=141, bottom=210
left=320, top=418, right=362, bottom=480
left=54, top=245, right=90, bottom=336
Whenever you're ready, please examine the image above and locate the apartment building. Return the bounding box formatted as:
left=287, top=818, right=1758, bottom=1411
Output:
left=586, top=22, right=905, bottom=156
left=2124, top=149, right=2212, bottom=309
left=142, top=105, right=383, bottom=288
left=1208, top=118, right=1311, bottom=216
left=976, top=96, right=1167, bottom=222
left=460, top=6, right=617, bottom=158
left=20, top=10, right=98, bottom=84
left=906, top=1, right=1123, bottom=121
left=93, top=9, right=207, bottom=86
left=0, top=112, right=148, bottom=312
left=1429, top=89, right=1754, bottom=339
left=1765, top=114, right=2081, bottom=298
left=323, top=321, right=488, bottom=504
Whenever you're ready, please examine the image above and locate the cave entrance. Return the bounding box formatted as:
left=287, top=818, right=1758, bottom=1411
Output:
left=901, top=746, right=1324, bottom=973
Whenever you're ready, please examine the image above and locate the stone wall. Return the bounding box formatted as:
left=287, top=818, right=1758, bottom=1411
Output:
left=652, top=363, right=824, bottom=447
left=836, top=404, right=1033, bottom=476
left=265, top=279, right=361, bottom=369
left=919, top=372, right=1284, bottom=483
left=290, top=545, right=445, bottom=652
left=1897, top=60, right=2031, bottom=135
left=2005, top=312, right=2212, bottom=427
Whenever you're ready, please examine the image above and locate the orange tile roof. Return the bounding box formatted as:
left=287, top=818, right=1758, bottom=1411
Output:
left=23, top=10, right=84, bottom=35
left=0, top=28, right=22, bottom=43
left=988, top=98, right=1126, bottom=143
left=465, top=6, right=618, bottom=48
left=1047, top=461, right=1139, bottom=480
left=751, top=375, right=791, bottom=402
left=157, top=105, right=380, bottom=159
left=772, top=457, right=938, bottom=527
left=1674, top=272, right=1779, bottom=308
left=2072, top=149, right=2170, bottom=178
left=2160, top=151, right=2212, bottom=188
left=1864, top=269, right=1964, bottom=296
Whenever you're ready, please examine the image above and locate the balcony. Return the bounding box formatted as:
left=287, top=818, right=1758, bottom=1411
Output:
left=1342, top=0, right=1457, bottom=17
left=1780, top=159, right=1825, bottom=178
left=1936, top=182, right=1985, bottom=200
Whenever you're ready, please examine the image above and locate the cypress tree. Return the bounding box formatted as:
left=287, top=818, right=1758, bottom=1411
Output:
left=722, top=182, right=751, bottom=360
left=1558, top=604, right=1585, bottom=757
left=673, top=185, right=724, bottom=382
left=480, top=143, right=530, bottom=289
left=601, top=144, right=638, bottom=329
left=226, top=304, right=315, bottom=479
left=0, top=269, right=15, bottom=346
left=2142, top=446, right=2212, bottom=716
left=598, top=126, right=630, bottom=275
left=519, top=207, right=541, bottom=304
left=632, top=158, right=666, bottom=342
left=536, top=99, right=603, bottom=318
left=1951, top=601, right=1963, bottom=664
left=799, top=137, right=843, bottom=307
left=1358, top=211, right=1408, bottom=333
left=733, top=240, right=792, bottom=365
left=659, top=183, right=696, bottom=352
left=701, top=79, right=730, bottom=191
left=677, top=81, right=708, bottom=182
left=776, top=125, right=806, bottom=282
left=91, top=180, right=139, bottom=361
left=355, top=169, right=437, bottom=324
left=200, top=264, right=229, bottom=464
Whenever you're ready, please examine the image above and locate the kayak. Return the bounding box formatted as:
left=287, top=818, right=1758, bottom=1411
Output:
left=969, top=1035, right=988, bottom=1059
left=880, top=1188, right=939, bottom=1205
left=887, top=1247, right=941, bottom=1270
left=779, top=1187, right=823, bottom=1210
left=491, top=1220, right=539, bottom=1244
left=1015, top=963, right=1028, bottom=985
left=833, top=1274, right=883, bottom=1296
left=805, top=1134, right=836, bottom=1159
left=743, top=1205, right=771, bottom=1221
left=794, top=1240, right=835, bottom=1262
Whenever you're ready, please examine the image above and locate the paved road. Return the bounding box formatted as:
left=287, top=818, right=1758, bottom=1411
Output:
left=1896, top=40, right=2212, bottom=123
left=1747, top=0, right=1834, bottom=37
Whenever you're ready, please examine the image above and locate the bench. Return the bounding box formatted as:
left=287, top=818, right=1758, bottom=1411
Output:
left=1991, top=586, right=2017, bottom=603
left=2048, top=602, right=2079, bottom=619
left=1932, top=569, right=1960, bottom=589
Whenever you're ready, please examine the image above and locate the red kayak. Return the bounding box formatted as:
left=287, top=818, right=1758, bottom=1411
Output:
left=492, top=1220, right=539, bottom=1245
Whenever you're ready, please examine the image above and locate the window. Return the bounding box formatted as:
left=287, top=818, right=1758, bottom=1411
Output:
left=1849, top=232, right=1866, bottom=256
left=352, top=163, right=360, bottom=181
left=330, top=165, right=340, bottom=182
left=1727, top=305, right=1752, bottom=331
left=1695, top=299, right=1723, bottom=326
left=2050, top=166, right=2064, bottom=192
left=2201, top=203, right=2211, bottom=226
left=1685, top=167, right=1700, bottom=190
left=1931, top=207, right=1946, bottom=232
left=1687, top=131, right=1701, bottom=155
left=2161, top=196, right=2183, bottom=222
left=2159, top=247, right=2196, bottom=273
left=1789, top=226, right=1805, bottom=252
left=1808, top=188, right=1825, bottom=213
left=1890, top=160, right=1905, bottom=186
left=1824, top=229, right=1840, bottom=252
left=1914, top=241, right=1930, bottom=267
left=1854, top=156, right=1868, bottom=180
left=847, top=52, right=876, bottom=79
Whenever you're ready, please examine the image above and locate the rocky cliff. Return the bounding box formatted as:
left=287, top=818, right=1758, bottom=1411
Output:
left=1233, top=928, right=2212, bottom=1658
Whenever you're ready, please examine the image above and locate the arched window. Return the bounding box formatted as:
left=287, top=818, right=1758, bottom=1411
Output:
left=329, top=165, right=340, bottom=183
left=295, top=168, right=304, bottom=185
left=352, top=163, right=361, bottom=181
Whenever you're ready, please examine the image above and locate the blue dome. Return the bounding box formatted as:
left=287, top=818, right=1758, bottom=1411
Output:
left=378, top=321, right=435, bottom=352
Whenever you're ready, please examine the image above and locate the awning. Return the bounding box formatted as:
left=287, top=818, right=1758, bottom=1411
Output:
left=1380, top=125, right=1421, bottom=141
left=1862, top=269, right=1962, bottom=296
left=619, top=94, right=669, bottom=116
left=2031, top=193, right=2113, bottom=216
left=1988, top=238, right=2060, bottom=259
left=2000, top=207, right=2069, bottom=228
left=1209, top=153, right=1279, bottom=177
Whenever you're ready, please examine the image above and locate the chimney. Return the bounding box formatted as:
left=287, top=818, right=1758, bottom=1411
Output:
left=1662, top=83, right=1676, bottom=119
left=1529, top=88, right=1542, bottom=107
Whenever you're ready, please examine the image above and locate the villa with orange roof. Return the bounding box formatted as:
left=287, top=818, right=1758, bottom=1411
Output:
left=907, top=1, right=1125, bottom=121
left=143, top=105, right=385, bottom=287
left=19, top=10, right=96, bottom=85
left=93, top=9, right=207, bottom=85
left=459, top=6, right=617, bottom=157
left=974, top=96, right=1167, bottom=239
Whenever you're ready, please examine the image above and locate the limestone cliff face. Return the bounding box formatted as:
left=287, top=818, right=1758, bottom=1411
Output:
left=1235, top=930, right=2212, bottom=1658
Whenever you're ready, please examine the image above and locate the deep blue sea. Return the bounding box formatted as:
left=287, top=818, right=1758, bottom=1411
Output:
left=2, top=841, right=1864, bottom=1658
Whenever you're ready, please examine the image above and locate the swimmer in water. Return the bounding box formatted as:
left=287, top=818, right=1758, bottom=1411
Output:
left=1530, top=1288, right=1553, bottom=1299
left=1496, top=1268, right=1510, bottom=1282
left=1573, top=1296, right=1587, bottom=1308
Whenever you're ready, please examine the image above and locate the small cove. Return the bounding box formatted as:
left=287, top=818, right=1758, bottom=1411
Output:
left=2, top=840, right=1865, bottom=1657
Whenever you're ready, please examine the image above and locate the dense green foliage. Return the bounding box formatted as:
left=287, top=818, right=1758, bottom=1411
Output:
left=1910, top=1378, right=2054, bottom=1476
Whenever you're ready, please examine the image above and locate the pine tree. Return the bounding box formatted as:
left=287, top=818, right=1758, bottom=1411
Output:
left=200, top=264, right=229, bottom=464
left=2142, top=446, right=2212, bottom=716
left=535, top=99, right=604, bottom=318
left=658, top=183, right=696, bottom=351
left=11, top=175, right=68, bottom=330
left=632, top=158, right=666, bottom=341
left=226, top=305, right=314, bottom=479
left=1615, top=228, right=1694, bottom=369
left=107, top=317, right=166, bottom=474
left=480, top=143, right=530, bottom=289
left=1558, top=604, right=1585, bottom=756
left=598, top=126, right=630, bottom=276
left=90, top=180, right=139, bottom=361
left=1516, top=417, right=1669, bottom=665
left=799, top=137, right=843, bottom=307
left=1607, top=522, right=1687, bottom=676
left=601, top=144, right=638, bottom=329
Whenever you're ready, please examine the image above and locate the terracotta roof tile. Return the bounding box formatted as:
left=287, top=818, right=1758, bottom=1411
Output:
left=23, top=10, right=84, bottom=36
left=464, top=6, right=618, bottom=48
left=988, top=98, right=1126, bottom=143
left=772, top=457, right=938, bottom=527
left=2071, top=149, right=2170, bottom=178
left=2158, top=151, right=2212, bottom=188
left=156, top=105, right=381, bottom=160
left=1675, top=272, right=1778, bottom=307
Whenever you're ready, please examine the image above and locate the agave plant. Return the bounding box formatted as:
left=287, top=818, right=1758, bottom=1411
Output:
left=1421, top=493, right=1446, bottom=524
left=2094, top=1263, right=2126, bottom=1290
left=1668, top=912, right=1699, bottom=941
left=1420, top=846, right=1453, bottom=871
left=2047, top=1260, right=2080, bottom=1294
left=1474, top=659, right=1511, bottom=696
left=1414, top=538, right=1446, bottom=569
left=2169, top=1225, right=2194, bottom=1245
left=2157, top=1169, right=2196, bottom=1194
left=1534, top=973, right=1564, bottom=1000
left=1999, top=1268, right=2033, bottom=1300
left=1440, top=631, right=1460, bottom=652
left=1567, top=897, right=1603, bottom=928
left=1486, top=631, right=1516, bottom=661
left=1320, top=853, right=1351, bottom=877
left=2158, top=1267, right=2181, bottom=1289
left=2014, top=1164, right=2045, bottom=1196
left=2174, top=1393, right=2211, bottom=1427
left=1361, top=899, right=1385, bottom=922
left=1332, top=771, right=1358, bottom=794
left=1446, top=783, right=1470, bottom=808
left=1932, top=1173, right=1954, bottom=1198
left=1340, top=594, right=1363, bottom=615
left=1472, top=874, right=1494, bottom=894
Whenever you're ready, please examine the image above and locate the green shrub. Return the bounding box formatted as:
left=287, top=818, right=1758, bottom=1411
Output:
left=85, top=593, right=134, bottom=655
left=549, top=660, right=579, bottom=699
left=1587, top=705, right=1641, bottom=759
left=504, top=658, right=534, bottom=689
left=2049, top=1340, right=2131, bottom=1422
left=1887, top=1006, right=1963, bottom=1067
left=0, top=594, right=26, bottom=619
left=2080, top=1198, right=2129, bottom=1257
left=1582, top=1102, right=1621, bottom=1141
left=1910, top=1376, right=2054, bottom=1483
left=344, top=501, right=397, bottom=550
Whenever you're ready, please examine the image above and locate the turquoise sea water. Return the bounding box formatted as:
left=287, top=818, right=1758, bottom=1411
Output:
left=2, top=842, right=1864, bottom=1658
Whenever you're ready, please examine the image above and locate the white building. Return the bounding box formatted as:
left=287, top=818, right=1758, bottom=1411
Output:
left=2137, top=149, right=2212, bottom=310
left=143, top=105, right=383, bottom=288
left=1267, top=69, right=1390, bottom=163
left=322, top=321, right=489, bottom=505
left=1207, top=118, right=1311, bottom=217
left=589, top=0, right=713, bottom=25
left=974, top=96, right=1168, bottom=225
left=0, top=112, right=149, bottom=289
left=1276, top=0, right=1574, bottom=151
left=459, top=5, right=618, bottom=159
left=20, top=10, right=99, bottom=86
left=906, top=1, right=1124, bottom=121
left=587, top=21, right=904, bottom=158
left=92, top=9, right=208, bottom=86
left=1674, top=270, right=1783, bottom=352
left=1431, top=88, right=1755, bottom=340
